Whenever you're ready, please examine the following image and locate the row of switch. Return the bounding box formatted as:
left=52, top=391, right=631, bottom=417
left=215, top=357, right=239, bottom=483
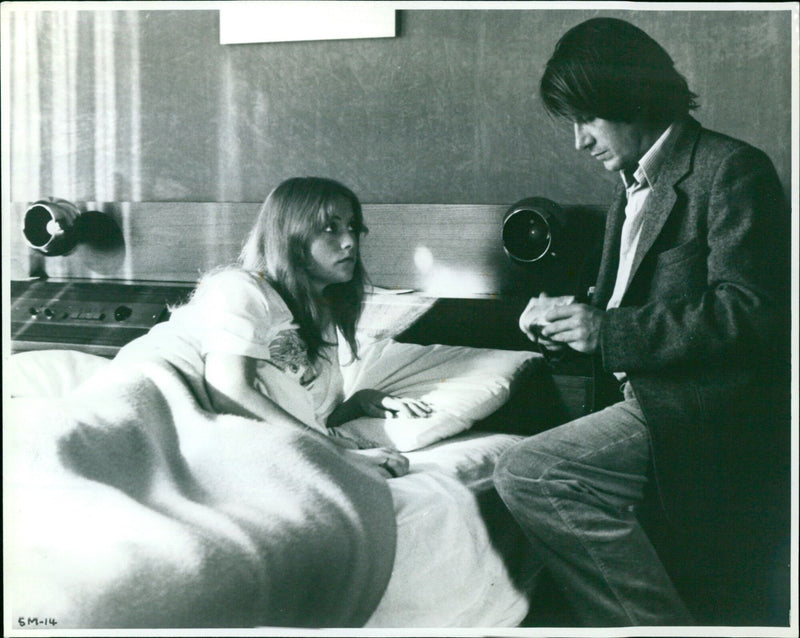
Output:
left=27, top=305, right=134, bottom=322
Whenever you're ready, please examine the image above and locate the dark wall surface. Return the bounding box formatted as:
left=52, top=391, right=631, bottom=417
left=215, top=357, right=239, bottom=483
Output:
left=7, top=7, right=792, bottom=207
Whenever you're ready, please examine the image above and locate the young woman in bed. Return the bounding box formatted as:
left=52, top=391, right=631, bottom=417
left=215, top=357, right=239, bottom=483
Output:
left=159, top=176, right=431, bottom=478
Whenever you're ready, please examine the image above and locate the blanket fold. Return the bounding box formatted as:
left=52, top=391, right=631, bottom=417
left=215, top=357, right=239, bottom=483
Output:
left=6, top=352, right=397, bottom=629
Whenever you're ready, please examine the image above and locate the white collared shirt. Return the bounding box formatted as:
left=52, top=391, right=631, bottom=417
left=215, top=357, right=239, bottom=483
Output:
left=607, top=123, right=676, bottom=382
left=606, top=123, right=676, bottom=311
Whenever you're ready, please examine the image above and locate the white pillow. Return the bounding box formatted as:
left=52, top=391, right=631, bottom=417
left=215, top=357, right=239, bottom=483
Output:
left=8, top=350, right=110, bottom=398
left=336, top=339, right=540, bottom=451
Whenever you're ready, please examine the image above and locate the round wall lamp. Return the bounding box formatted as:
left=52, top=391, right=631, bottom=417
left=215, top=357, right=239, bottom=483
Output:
left=23, top=198, right=81, bottom=256
left=23, top=198, right=123, bottom=257
left=501, top=197, right=566, bottom=263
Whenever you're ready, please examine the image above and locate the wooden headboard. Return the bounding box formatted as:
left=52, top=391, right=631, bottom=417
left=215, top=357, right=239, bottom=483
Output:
left=7, top=201, right=604, bottom=298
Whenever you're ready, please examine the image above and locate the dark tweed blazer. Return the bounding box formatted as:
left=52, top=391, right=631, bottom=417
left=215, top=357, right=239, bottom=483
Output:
left=591, top=116, right=791, bottom=614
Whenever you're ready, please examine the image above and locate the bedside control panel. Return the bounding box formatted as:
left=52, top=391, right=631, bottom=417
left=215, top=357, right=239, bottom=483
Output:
left=19, top=301, right=161, bottom=325
left=11, top=279, right=193, bottom=356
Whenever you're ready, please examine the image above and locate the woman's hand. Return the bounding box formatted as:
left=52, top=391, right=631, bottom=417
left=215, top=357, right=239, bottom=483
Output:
left=327, top=389, right=433, bottom=427
left=343, top=446, right=410, bottom=479
left=352, top=389, right=432, bottom=419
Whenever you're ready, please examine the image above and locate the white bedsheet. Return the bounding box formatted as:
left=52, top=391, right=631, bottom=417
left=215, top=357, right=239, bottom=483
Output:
left=371, top=464, right=530, bottom=627
left=6, top=349, right=535, bottom=629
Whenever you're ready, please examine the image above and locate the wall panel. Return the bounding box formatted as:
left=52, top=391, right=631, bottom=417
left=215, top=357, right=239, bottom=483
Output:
left=4, top=8, right=791, bottom=206
left=3, top=7, right=793, bottom=291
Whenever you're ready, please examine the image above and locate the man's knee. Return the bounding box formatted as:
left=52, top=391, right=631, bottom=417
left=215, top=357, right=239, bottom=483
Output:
left=494, top=439, right=553, bottom=500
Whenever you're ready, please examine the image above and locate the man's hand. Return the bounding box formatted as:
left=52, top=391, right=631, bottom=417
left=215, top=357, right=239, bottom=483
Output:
left=519, top=293, right=574, bottom=351
left=540, top=303, right=604, bottom=354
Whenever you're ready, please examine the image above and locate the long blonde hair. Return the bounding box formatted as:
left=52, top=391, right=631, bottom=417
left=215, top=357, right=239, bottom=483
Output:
left=240, top=177, right=368, bottom=361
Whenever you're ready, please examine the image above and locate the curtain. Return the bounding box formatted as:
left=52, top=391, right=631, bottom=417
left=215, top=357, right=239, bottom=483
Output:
left=6, top=9, right=141, bottom=204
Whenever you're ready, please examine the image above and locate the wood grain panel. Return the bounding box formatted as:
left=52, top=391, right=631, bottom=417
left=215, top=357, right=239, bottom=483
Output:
left=7, top=201, right=513, bottom=295
left=123, top=202, right=258, bottom=281
left=361, top=204, right=509, bottom=294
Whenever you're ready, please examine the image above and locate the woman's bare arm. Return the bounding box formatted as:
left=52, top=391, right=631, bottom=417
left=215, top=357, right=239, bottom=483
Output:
left=204, top=351, right=410, bottom=477
left=204, top=351, right=309, bottom=430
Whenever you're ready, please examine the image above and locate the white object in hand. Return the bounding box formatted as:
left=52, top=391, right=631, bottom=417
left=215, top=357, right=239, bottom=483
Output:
left=519, top=294, right=575, bottom=342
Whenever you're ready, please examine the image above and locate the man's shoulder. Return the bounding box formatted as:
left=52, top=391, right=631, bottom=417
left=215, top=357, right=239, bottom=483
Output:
left=690, top=120, right=769, bottom=162
left=697, top=126, right=753, bottom=152
left=677, top=118, right=773, bottom=176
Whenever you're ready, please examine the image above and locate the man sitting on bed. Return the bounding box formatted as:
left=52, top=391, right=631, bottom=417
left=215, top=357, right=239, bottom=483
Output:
left=494, top=17, right=790, bottom=627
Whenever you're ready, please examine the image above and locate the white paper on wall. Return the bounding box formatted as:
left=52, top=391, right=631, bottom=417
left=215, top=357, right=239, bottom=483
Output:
left=219, top=2, right=396, bottom=45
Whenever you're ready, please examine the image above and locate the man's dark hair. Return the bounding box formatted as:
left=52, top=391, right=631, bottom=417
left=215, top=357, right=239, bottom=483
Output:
left=540, top=17, right=699, bottom=125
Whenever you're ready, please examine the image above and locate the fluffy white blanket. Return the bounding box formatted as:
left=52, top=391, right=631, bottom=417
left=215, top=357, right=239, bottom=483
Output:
left=5, top=352, right=397, bottom=629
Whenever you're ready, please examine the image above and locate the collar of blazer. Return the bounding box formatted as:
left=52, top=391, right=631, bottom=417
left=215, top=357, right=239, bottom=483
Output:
left=592, top=116, right=700, bottom=308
